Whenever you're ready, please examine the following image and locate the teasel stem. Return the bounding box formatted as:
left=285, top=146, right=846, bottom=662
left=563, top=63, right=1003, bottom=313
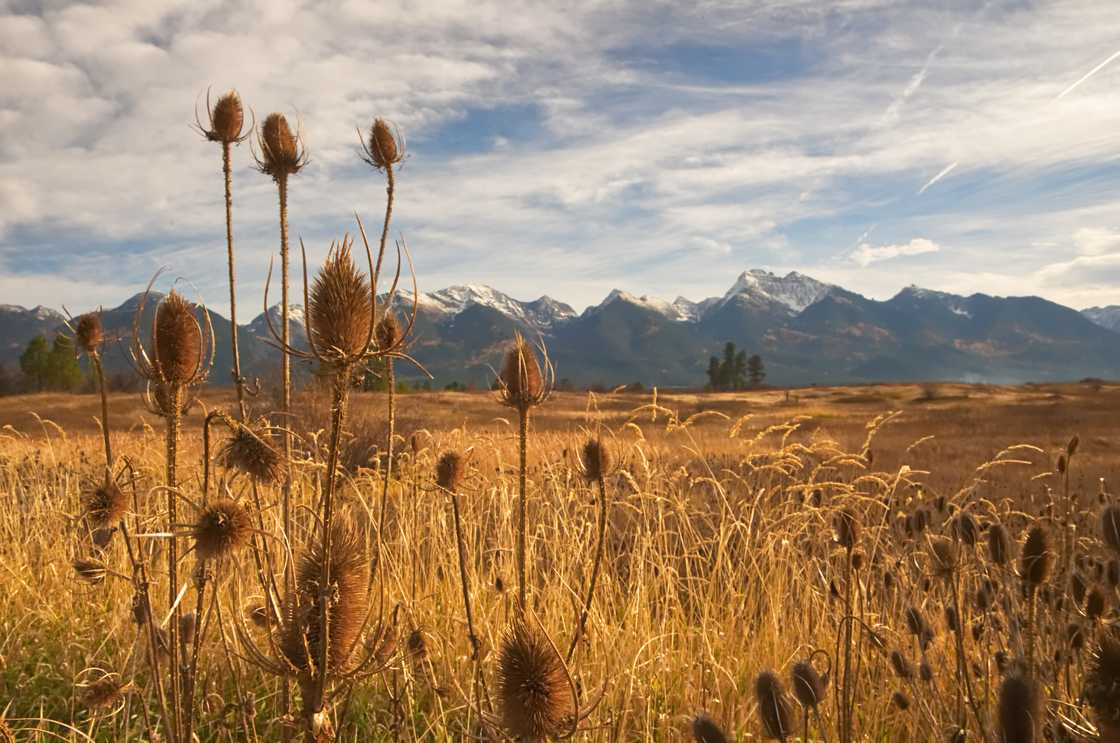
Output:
left=949, top=574, right=990, bottom=743
left=222, top=141, right=248, bottom=421
left=164, top=382, right=184, bottom=741
left=313, top=369, right=352, bottom=712
left=566, top=468, right=609, bottom=663
left=277, top=169, right=294, bottom=739
left=379, top=356, right=395, bottom=544
left=448, top=483, right=490, bottom=712
left=89, top=350, right=113, bottom=470
left=516, top=404, right=529, bottom=612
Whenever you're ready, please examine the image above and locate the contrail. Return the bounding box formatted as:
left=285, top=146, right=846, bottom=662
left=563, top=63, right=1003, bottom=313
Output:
left=918, top=162, right=958, bottom=195
left=1057, top=48, right=1120, bottom=100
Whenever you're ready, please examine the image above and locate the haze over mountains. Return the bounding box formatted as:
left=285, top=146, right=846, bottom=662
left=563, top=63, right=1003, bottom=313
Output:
left=2, top=269, right=1118, bottom=388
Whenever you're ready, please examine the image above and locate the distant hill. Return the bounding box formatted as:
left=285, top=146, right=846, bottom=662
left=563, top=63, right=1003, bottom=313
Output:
left=1, top=271, right=1118, bottom=388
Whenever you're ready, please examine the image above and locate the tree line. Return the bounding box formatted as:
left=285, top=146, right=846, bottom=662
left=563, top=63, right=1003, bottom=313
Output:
left=706, top=341, right=765, bottom=391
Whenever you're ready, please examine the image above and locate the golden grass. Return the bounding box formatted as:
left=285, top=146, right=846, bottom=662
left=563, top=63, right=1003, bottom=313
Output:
left=0, top=381, right=1118, bottom=740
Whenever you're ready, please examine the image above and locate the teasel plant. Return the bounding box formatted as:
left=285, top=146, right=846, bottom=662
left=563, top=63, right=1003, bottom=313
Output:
left=194, top=88, right=255, bottom=420
left=254, top=110, right=308, bottom=564
left=255, top=216, right=421, bottom=740
left=566, top=436, right=615, bottom=663
left=495, top=333, right=555, bottom=611
left=128, top=281, right=215, bottom=741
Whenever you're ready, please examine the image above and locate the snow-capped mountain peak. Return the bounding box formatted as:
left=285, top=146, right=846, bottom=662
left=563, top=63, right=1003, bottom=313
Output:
left=402, top=285, right=575, bottom=330
left=721, top=269, right=832, bottom=313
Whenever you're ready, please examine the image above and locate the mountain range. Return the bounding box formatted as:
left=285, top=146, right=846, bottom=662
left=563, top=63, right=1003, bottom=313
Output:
left=2, top=269, right=1118, bottom=388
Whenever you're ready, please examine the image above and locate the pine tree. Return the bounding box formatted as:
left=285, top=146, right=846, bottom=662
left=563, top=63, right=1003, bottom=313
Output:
left=747, top=354, right=766, bottom=387
left=47, top=334, right=83, bottom=391
left=706, top=356, right=721, bottom=390
left=19, top=335, right=50, bottom=391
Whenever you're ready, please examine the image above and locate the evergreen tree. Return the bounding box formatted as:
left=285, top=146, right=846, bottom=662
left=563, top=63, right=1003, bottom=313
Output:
left=706, top=356, right=721, bottom=390
left=47, top=335, right=83, bottom=391
left=19, top=335, right=50, bottom=391
left=747, top=354, right=766, bottom=387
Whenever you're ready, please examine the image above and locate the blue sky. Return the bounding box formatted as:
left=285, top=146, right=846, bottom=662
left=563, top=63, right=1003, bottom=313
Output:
left=2, top=0, right=1120, bottom=317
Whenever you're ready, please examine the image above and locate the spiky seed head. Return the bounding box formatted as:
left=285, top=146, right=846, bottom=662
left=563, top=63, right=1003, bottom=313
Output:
left=154, top=291, right=202, bottom=385
left=81, top=481, right=127, bottom=528
left=1057, top=454, right=1067, bottom=474
left=259, top=112, right=302, bottom=176
left=989, top=522, right=1011, bottom=565
left=692, top=714, right=730, bottom=743
left=436, top=451, right=466, bottom=491
left=192, top=497, right=253, bottom=561
left=73, top=557, right=107, bottom=584
left=308, top=240, right=373, bottom=363
left=791, top=661, right=825, bottom=709
left=80, top=675, right=134, bottom=711
left=1068, top=435, right=1080, bottom=457
left=496, top=616, right=576, bottom=741
left=365, top=118, right=404, bottom=169
left=498, top=334, right=546, bottom=410
left=998, top=673, right=1041, bottom=743
left=1086, top=586, right=1107, bottom=620
left=833, top=508, right=860, bottom=551
left=952, top=512, right=978, bottom=546
left=892, top=691, right=911, bottom=710
left=375, top=312, right=402, bottom=351
left=1021, top=525, right=1052, bottom=588
left=580, top=438, right=613, bottom=482
left=209, top=90, right=244, bottom=143
left=754, top=670, right=796, bottom=740
left=218, top=425, right=283, bottom=484
left=920, top=660, right=934, bottom=682
left=75, top=313, right=103, bottom=354
left=282, top=517, right=370, bottom=676
left=928, top=535, right=958, bottom=579
left=890, top=649, right=914, bottom=679
left=1086, top=627, right=1120, bottom=728
left=1102, top=506, right=1120, bottom=554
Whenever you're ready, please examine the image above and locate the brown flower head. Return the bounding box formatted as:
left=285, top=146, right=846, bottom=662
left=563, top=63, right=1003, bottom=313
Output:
left=497, top=333, right=551, bottom=411
left=579, top=438, right=614, bottom=482
left=361, top=118, right=405, bottom=170
left=436, top=450, right=467, bottom=492
left=153, top=291, right=204, bottom=385
left=1021, top=525, right=1052, bottom=589
left=998, top=672, right=1041, bottom=743
left=218, top=424, right=283, bottom=484
left=192, top=497, right=253, bottom=561
left=791, top=660, right=826, bottom=709
left=79, top=673, right=134, bottom=712
left=75, top=313, right=103, bottom=354
left=755, top=670, right=796, bottom=740
left=256, top=112, right=307, bottom=179
left=692, top=714, right=730, bottom=743
left=307, top=238, right=374, bottom=364
left=496, top=616, right=576, bottom=741
left=81, top=481, right=127, bottom=528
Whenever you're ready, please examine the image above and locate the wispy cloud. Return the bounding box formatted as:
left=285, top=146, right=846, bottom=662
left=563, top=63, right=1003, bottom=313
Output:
left=850, top=238, right=940, bottom=267
left=917, top=162, right=957, bottom=195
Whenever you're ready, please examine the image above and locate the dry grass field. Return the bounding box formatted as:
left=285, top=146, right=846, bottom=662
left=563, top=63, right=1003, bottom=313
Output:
left=2, top=380, right=1119, bottom=741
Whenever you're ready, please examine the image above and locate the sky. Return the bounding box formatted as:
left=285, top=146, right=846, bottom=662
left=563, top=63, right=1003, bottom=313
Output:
left=2, top=0, right=1120, bottom=318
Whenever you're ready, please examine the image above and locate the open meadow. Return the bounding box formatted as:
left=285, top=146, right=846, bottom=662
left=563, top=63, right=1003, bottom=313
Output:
left=2, top=381, right=1119, bottom=740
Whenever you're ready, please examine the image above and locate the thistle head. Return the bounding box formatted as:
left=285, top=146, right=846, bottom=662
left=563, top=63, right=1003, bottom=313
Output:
left=81, top=481, right=127, bottom=528
left=754, top=670, right=796, bottom=740
left=78, top=673, right=134, bottom=712
left=256, top=112, right=306, bottom=179
left=691, top=714, right=730, bottom=743
left=74, top=313, right=103, bottom=354
left=150, top=291, right=203, bottom=386
left=375, top=311, right=402, bottom=352
left=998, top=672, right=1041, bottom=743
left=436, top=450, right=466, bottom=492
left=988, top=522, right=1011, bottom=565
left=496, top=616, right=576, bottom=741
left=579, top=438, right=614, bottom=482
left=203, top=90, right=247, bottom=144
left=1021, top=525, right=1052, bottom=589
left=790, top=660, right=826, bottom=709
left=1086, top=627, right=1120, bottom=728
left=308, top=238, right=373, bottom=365
left=218, top=424, right=283, bottom=484
left=497, top=333, right=551, bottom=411
left=192, top=497, right=253, bottom=561
left=833, top=508, right=860, bottom=551
left=362, top=117, right=405, bottom=170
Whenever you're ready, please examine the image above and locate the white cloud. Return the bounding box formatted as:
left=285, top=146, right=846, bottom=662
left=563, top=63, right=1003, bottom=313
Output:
left=849, top=237, right=940, bottom=267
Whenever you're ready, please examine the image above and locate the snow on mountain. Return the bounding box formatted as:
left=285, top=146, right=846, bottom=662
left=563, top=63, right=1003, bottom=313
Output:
left=893, top=285, right=973, bottom=318
left=1083, top=306, right=1120, bottom=332
left=0, top=304, right=66, bottom=322
left=590, top=289, right=701, bottom=321
left=250, top=304, right=306, bottom=334
left=720, top=269, right=833, bottom=313
left=402, top=285, right=576, bottom=329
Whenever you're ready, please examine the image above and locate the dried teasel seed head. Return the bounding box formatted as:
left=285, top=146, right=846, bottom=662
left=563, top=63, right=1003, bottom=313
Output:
left=75, top=313, right=103, bottom=354
left=952, top=511, right=978, bottom=546
left=1102, top=506, right=1120, bottom=554
left=579, top=438, right=613, bottom=482
left=74, top=557, right=108, bottom=584
left=691, top=714, right=730, bottom=743
left=308, top=239, right=373, bottom=363
left=891, top=691, right=911, bottom=710
left=791, top=661, right=825, bottom=709
left=1086, top=586, right=1108, bottom=620
left=890, top=649, right=914, bottom=679
left=1085, top=626, right=1120, bottom=729
left=1021, top=525, right=1052, bottom=588
left=498, top=334, right=548, bottom=410
left=80, top=674, right=134, bottom=711
left=375, top=312, right=402, bottom=351
left=364, top=118, right=404, bottom=169
left=989, top=522, right=1011, bottom=565
left=209, top=90, right=244, bottom=143
left=282, top=516, right=369, bottom=676
left=154, top=291, right=203, bottom=385
left=1057, top=453, right=1067, bottom=474
left=833, top=508, right=860, bottom=551
left=81, top=481, right=127, bottom=528
left=496, top=616, right=576, bottom=741
left=920, top=660, right=934, bottom=682
left=927, top=535, right=958, bottom=579
left=1068, top=435, right=1080, bottom=457
left=436, top=450, right=466, bottom=492
left=998, top=672, right=1041, bottom=743
left=218, top=425, right=283, bottom=484
left=754, top=670, right=796, bottom=740
left=259, top=112, right=303, bottom=177
left=192, top=497, right=253, bottom=561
